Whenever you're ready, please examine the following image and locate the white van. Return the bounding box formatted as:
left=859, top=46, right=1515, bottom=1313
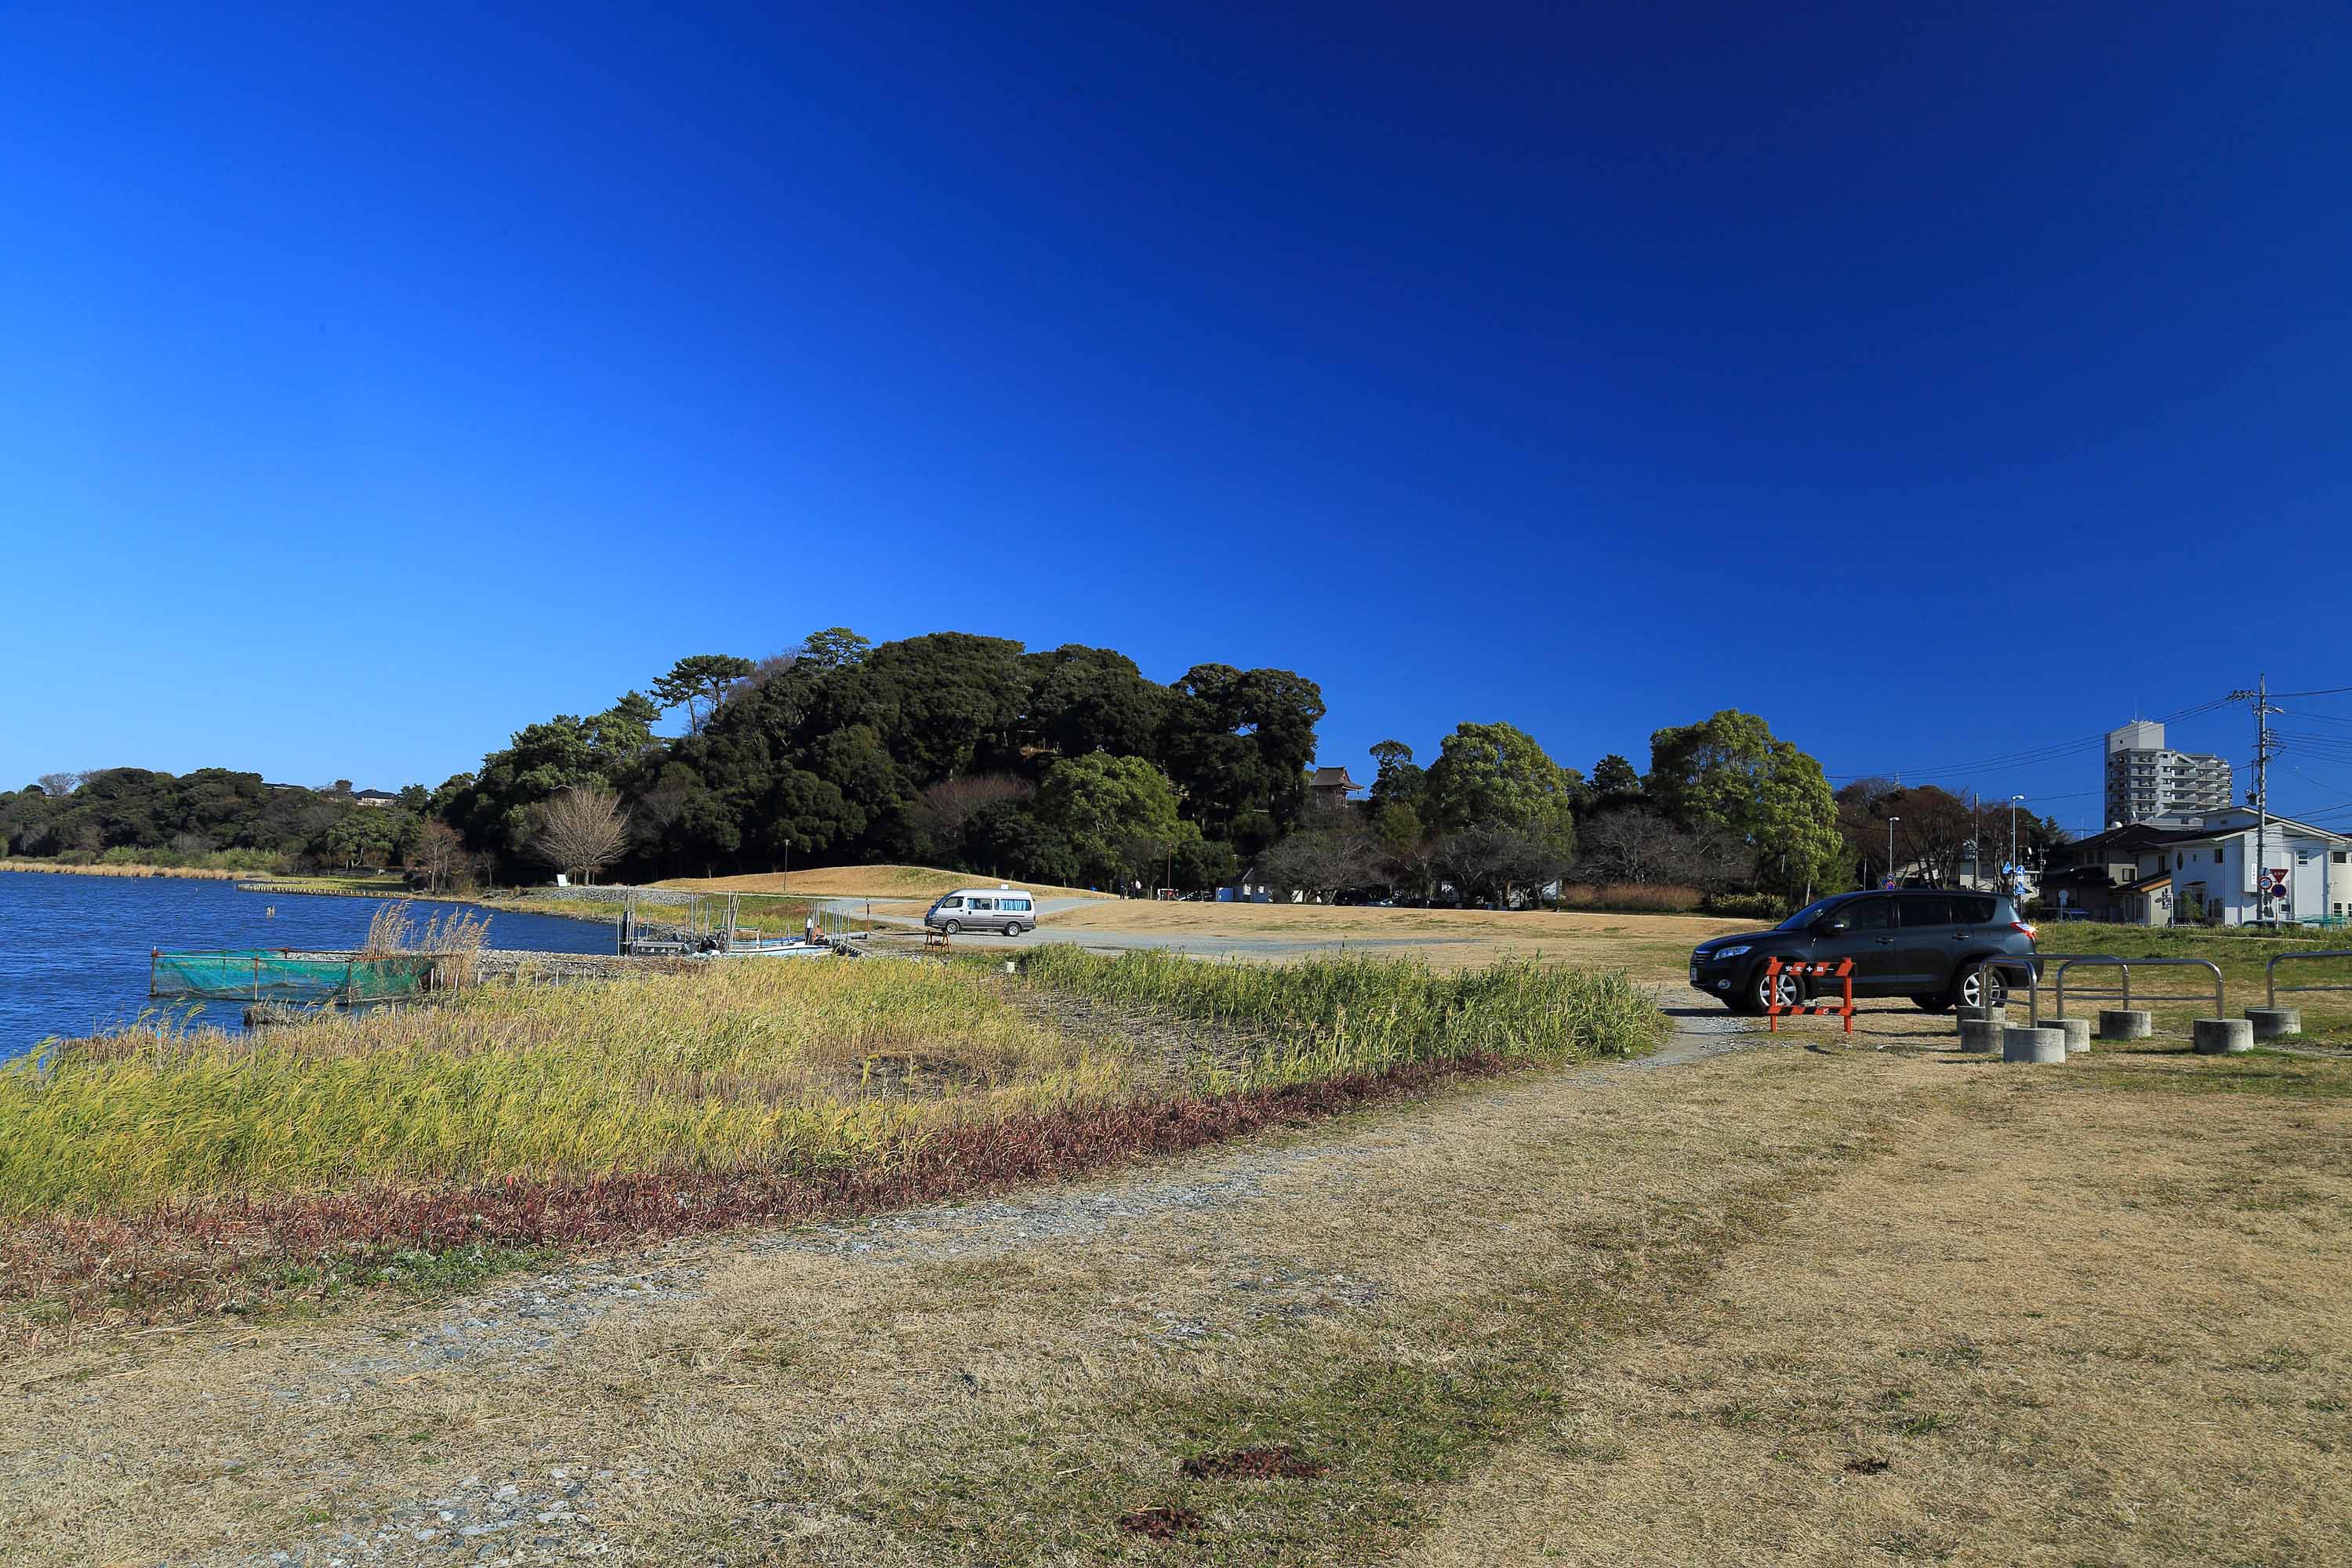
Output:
left=923, top=886, right=1037, bottom=937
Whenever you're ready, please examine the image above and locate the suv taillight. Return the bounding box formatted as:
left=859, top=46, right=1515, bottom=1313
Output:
left=2012, top=921, right=2037, bottom=942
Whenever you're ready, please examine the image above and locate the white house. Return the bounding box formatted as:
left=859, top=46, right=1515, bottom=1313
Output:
left=2064, top=808, right=2352, bottom=926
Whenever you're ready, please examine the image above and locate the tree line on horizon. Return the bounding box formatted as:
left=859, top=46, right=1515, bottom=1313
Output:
left=0, top=626, right=2071, bottom=909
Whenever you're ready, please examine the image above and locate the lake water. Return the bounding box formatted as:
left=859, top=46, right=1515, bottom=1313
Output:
left=0, top=873, right=617, bottom=1060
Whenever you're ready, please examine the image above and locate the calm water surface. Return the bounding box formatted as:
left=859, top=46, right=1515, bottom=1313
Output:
left=0, top=873, right=615, bottom=1059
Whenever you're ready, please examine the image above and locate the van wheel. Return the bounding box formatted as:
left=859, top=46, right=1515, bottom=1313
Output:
left=942, top=920, right=961, bottom=935
left=1911, top=993, right=1952, bottom=1013
left=1734, top=964, right=1802, bottom=1017
left=1953, top=967, right=2006, bottom=1010
left=1003, top=922, right=1025, bottom=938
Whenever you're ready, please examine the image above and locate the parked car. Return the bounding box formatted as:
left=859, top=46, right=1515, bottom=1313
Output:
left=923, top=887, right=1038, bottom=937
left=1688, top=890, right=2038, bottom=1015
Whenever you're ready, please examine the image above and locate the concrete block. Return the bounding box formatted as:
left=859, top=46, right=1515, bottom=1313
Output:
left=2003, top=1025, right=2068, bottom=1064
left=2193, top=1018, right=2254, bottom=1055
left=2097, top=1009, right=2153, bottom=1040
left=2053, top=1018, right=2092, bottom=1055
left=1957, top=1018, right=2002, bottom=1053
left=2245, top=1007, right=2301, bottom=1040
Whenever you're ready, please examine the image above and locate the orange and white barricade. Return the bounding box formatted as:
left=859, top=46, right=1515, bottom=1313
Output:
left=1765, top=956, right=1855, bottom=1034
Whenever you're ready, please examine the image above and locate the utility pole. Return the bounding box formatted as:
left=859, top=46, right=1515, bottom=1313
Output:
left=1886, top=815, right=1900, bottom=890
left=2229, top=676, right=2278, bottom=922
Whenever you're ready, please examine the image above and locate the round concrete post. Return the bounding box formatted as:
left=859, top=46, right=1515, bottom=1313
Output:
left=2053, top=1018, right=2091, bottom=1055
left=2244, top=1007, right=2301, bottom=1040
left=1956, top=1003, right=2006, bottom=1023
left=2192, top=1018, right=2254, bottom=1054
left=2097, top=1009, right=2153, bottom=1040
left=1957, top=1018, right=2001, bottom=1053
left=2003, top=1025, right=2067, bottom=1064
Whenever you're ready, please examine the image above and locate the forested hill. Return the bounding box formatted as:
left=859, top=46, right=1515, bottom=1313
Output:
left=440, top=630, right=1323, bottom=887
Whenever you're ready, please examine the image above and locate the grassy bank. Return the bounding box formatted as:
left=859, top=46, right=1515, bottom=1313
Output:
left=0, top=951, right=1661, bottom=1342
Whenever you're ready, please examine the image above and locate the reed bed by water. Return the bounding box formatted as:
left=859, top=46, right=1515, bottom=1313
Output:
left=0, top=858, right=255, bottom=880
left=0, top=950, right=1661, bottom=1340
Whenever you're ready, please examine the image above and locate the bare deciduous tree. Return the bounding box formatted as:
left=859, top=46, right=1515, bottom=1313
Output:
left=1433, top=822, right=1568, bottom=908
left=530, top=786, right=630, bottom=885
left=1258, top=824, right=1379, bottom=902
left=411, top=820, right=470, bottom=893
left=908, top=774, right=1033, bottom=858
left=1576, top=807, right=1751, bottom=893
left=36, top=771, right=85, bottom=797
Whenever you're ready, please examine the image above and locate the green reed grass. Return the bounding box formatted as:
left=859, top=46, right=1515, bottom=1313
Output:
left=0, top=962, right=1112, bottom=1216
left=1014, top=946, right=1666, bottom=1090
left=0, top=951, right=1664, bottom=1219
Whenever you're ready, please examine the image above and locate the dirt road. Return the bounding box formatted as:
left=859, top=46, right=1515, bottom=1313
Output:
left=836, top=897, right=1749, bottom=976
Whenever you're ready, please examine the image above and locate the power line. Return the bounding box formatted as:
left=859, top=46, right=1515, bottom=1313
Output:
left=1824, top=695, right=2234, bottom=782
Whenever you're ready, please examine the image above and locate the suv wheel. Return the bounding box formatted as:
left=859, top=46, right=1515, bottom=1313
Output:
left=1953, top=965, right=2007, bottom=1010
left=1734, top=963, right=1803, bottom=1017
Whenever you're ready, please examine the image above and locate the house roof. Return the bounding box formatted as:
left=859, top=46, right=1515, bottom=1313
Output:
left=1308, top=767, right=1362, bottom=791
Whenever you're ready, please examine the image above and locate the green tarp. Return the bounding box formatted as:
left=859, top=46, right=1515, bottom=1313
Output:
left=151, top=950, right=439, bottom=1003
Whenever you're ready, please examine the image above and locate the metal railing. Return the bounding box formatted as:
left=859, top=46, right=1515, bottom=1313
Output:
left=2267, top=949, right=2352, bottom=1009
left=1976, top=953, right=2224, bottom=1028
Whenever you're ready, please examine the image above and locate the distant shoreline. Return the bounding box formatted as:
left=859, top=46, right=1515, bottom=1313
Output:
left=0, top=859, right=255, bottom=881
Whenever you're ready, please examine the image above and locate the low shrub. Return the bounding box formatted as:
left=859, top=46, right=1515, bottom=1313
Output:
left=1553, top=883, right=1705, bottom=913
left=1703, top=891, right=1788, bottom=921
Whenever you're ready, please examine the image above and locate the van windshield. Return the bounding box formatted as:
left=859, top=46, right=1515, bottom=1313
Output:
left=1777, top=897, right=1847, bottom=931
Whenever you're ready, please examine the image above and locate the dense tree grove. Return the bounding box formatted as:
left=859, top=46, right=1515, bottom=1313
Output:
left=430, top=630, right=1323, bottom=890
left=0, top=769, right=423, bottom=872
left=4, top=631, right=2059, bottom=910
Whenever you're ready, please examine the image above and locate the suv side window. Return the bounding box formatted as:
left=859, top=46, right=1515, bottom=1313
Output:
left=1898, top=896, right=1955, bottom=927
left=1952, top=895, right=1995, bottom=925
left=1838, top=898, right=1892, bottom=931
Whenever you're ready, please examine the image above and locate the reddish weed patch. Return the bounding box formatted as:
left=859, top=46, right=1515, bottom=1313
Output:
left=1117, top=1504, right=1205, bottom=1539
left=1179, top=1446, right=1325, bottom=1481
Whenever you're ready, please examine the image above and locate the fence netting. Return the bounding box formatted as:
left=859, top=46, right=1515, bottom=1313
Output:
left=151, top=950, right=441, bottom=1003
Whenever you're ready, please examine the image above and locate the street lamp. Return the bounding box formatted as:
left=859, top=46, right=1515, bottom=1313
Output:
left=2009, top=795, right=2026, bottom=892
left=1886, top=816, right=1900, bottom=889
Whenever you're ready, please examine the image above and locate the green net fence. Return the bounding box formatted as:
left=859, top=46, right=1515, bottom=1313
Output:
left=151, top=950, right=442, bottom=1004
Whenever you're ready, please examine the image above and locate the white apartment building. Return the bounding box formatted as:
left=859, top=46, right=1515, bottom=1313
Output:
left=2052, top=807, right=2352, bottom=926
left=2103, top=720, right=2234, bottom=826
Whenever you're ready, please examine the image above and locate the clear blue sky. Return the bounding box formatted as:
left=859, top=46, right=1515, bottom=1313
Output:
left=4, top=2, right=2347, bottom=837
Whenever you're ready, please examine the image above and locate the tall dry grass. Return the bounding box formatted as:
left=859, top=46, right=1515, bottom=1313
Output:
left=0, top=961, right=1116, bottom=1216
left=360, top=902, right=492, bottom=988
left=1, top=949, right=1664, bottom=1221
left=0, top=859, right=250, bottom=881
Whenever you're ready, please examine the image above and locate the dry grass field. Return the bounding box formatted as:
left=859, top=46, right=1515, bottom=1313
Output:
left=655, top=864, right=1110, bottom=901
left=1039, top=899, right=1754, bottom=975
left=9, top=1022, right=2346, bottom=1565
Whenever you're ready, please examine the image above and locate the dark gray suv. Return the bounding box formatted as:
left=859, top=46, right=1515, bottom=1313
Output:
left=1689, top=891, right=2038, bottom=1015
